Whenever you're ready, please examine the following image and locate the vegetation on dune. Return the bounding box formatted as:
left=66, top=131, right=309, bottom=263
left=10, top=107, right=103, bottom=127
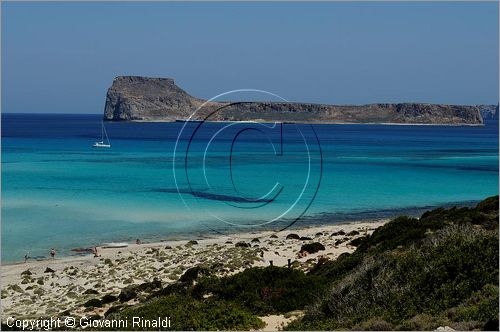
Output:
left=103, top=196, right=498, bottom=331
left=191, top=266, right=328, bottom=315
left=106, top=266, right=326, bottom=330
left=287, top=196, right=499, bottom=330
left=106, top=295, right=265, bottom=331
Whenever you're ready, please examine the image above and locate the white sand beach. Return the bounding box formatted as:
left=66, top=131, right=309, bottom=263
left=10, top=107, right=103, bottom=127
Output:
left=1, top=219, right=387, bottom=329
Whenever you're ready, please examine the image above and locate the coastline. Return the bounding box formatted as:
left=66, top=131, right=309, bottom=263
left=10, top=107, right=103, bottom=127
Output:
left=1, top=219, right=386, bottom=267
left=124, top=119, right=484, bottom=126
left=1, top=199, right=481, bottom=266
left=1, top=219, right=387, bottom=321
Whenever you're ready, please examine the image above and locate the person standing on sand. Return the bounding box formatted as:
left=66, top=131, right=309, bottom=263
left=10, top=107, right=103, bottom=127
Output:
left=24, top=252, right=29, bottom=263
left=50, top=248, right=56, bottom=258
left=93, top=246, right=99, bottom=258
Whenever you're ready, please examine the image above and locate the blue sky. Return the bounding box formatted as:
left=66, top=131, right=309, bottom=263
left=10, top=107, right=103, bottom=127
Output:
left=2, top=2, right=498, bottom=113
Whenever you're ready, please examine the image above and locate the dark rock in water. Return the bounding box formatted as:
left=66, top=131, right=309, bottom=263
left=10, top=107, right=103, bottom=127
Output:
left=286, top=234, right=301, bottom=240
left=331, top=230, right=346, bottom=236
left=71, top=247, right=94, bottom=254
left=270, top=234, right=279, bottom=239
left=101, top=294, right=118, bottom=304
left=164, top=245, right=172, bottom=249
left=300, top=242, right=326, bottom=254
left=251, top=238, right=260, bottom=243
left=153, top=188, right=273, bottom=203
left=179, top=266, right=212, bottom=284
left=21, top=270, right=32, bottom=276
left=44, top=267, right=55, bottom=273
left=83, top=289, right=99, bottom=295
left=186, top=240, right=198, bottom=246
left=300, top=236, right=312, bottom=241
left=118, top=287, right=137, bottom=302
left=347, top=230, right=360, bottom=236
left=83, top=298, right=103, bottom=308
left=103, top=76, right=483, bottom=125
left=235, top=242, right=250, bottom=248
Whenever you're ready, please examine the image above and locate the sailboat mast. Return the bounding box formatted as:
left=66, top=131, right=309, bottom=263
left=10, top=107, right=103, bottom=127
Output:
left=103, top=122, right=110, bottom=144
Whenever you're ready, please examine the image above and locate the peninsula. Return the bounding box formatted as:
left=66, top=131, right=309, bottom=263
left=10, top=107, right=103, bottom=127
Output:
left=103, top=76, right=483, bottom=125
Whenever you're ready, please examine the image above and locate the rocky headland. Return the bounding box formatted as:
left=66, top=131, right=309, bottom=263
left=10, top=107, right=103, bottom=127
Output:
left=103, top=76, right=484, bottom=125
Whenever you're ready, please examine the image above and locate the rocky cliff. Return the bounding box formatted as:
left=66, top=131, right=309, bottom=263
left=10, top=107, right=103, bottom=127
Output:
left=104, top=76, right=483, bottom=125
left=477, top=104, right=498, bottom=120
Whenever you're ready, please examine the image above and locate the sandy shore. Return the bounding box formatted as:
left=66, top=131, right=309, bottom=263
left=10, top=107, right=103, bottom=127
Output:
left=1, top=219, right=387, bottom=328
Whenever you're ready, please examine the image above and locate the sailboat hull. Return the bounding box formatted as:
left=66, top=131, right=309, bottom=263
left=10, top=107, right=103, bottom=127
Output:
left=93, top=122, right=111, bottom=148
left=93, top=142, right=111, bottom=148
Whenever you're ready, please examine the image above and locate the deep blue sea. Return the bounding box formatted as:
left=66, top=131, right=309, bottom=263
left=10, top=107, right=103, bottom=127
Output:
left=2, top=114, right=498, bottom=262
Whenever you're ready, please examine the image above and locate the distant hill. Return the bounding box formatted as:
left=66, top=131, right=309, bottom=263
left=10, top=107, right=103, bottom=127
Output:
left=103, top=76, right=483, bottom=125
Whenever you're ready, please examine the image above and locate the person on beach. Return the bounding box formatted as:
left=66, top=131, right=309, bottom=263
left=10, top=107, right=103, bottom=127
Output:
left=136, top=239, right=141, bottom=245
left=50, top=248, right=56, bottom=258
left=24, top=252, right=29, bottom=263
left=93, top=246, right=99, bottom=258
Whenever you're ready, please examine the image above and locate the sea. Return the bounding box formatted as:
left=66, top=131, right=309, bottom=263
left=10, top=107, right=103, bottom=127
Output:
left=2, top=113, right=498, bottom=263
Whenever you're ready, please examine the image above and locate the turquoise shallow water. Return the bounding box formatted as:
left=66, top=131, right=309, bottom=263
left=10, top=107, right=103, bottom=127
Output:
left=2, top=114, right=498, bottom=262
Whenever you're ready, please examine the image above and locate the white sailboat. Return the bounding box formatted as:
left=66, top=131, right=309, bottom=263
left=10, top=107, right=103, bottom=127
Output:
left=93, top=122, right=111, bottom=148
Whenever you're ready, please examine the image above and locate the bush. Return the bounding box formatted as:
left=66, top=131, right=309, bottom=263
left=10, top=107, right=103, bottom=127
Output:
left=118, top=287, right=137, bottom=302
left=448, top=284, right=499, bottom=323
left=308, top=251, right=364, bottom=280
left=289, top=197, right=499, bottom=330
left=179, top=266, right=212, bottom=284
left=192, top=266, right=328, bottom=315
left=101, top=294, right=118, bottom=304
left=83, top=298, right=103, bottom=308
left=106, top=294, right=264, bottom=331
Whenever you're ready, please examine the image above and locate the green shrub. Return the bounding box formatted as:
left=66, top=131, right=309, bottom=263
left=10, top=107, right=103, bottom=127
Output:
left=193, top=266, right=327, bottom=315
left=308, top=251, right=364, bottom=280
left=448, top=284, right=499, bottom=322
left=83, top=298, right=103, bottom=308
left=288, top=197, right=499, bottom=330
left=101, top=294, right=118, bottom=304
left=106, top=294, right=264, bottom=331
left=179, top=266, right=212, bottom=284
